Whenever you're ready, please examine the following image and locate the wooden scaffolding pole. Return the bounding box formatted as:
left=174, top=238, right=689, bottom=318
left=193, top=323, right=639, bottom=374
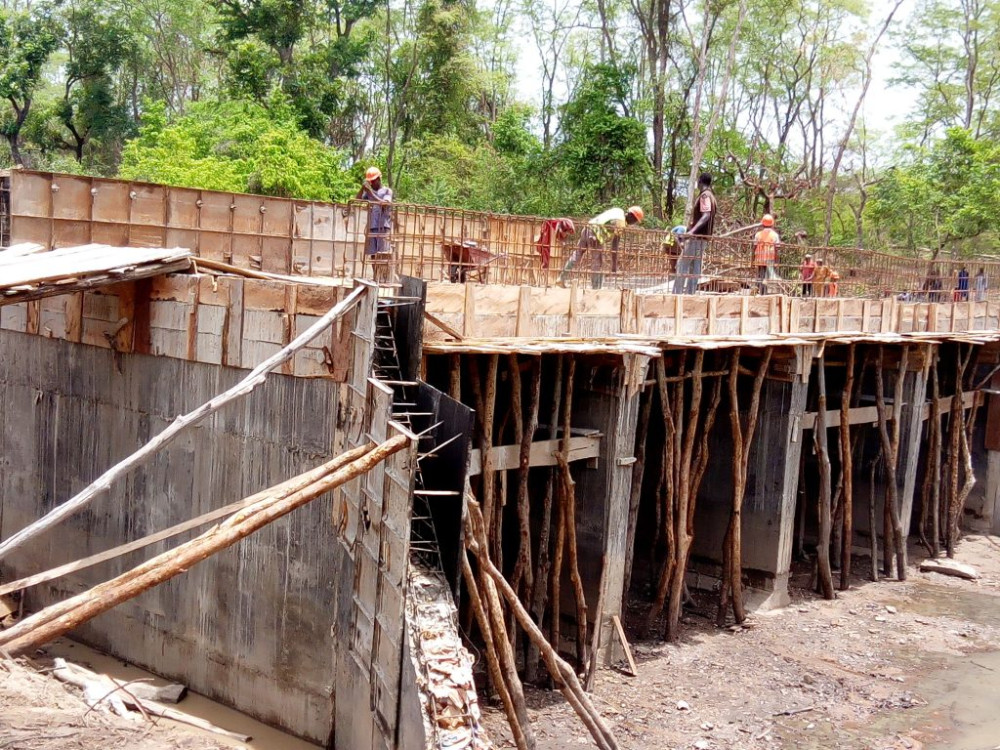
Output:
left=0, top=436, right=407, bottom=655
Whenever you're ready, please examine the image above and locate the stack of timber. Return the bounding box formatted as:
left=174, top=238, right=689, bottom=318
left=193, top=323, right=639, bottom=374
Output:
left=0, top=243, right=192, bottom=304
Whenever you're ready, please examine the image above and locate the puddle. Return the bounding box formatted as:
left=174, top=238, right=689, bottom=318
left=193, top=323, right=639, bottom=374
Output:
left=876, top=584, right=1000, bottom=749
left=45, top=639, right=320, bottom=750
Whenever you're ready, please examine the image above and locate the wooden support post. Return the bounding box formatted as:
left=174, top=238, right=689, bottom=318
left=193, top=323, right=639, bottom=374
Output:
left=718, top=346, right=772, bottom=624
left=839, top=344, right=856, bottom=591
left=814, top=351, right=835, bottom=599
left=526, top=355, right=563, bottom=684
left=874, top=345, right=908, bottom=579
left=623, top=387, right=654, bottom=593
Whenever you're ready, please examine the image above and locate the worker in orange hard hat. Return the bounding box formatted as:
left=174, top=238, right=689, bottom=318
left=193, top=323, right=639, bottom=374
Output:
left=557, top=205, right=643, bottom=289
left=753, top=213, right=780, bottom=294
left=357, top=166, right=394, bottom=281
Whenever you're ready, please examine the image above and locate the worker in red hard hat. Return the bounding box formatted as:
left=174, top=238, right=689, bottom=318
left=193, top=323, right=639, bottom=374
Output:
left=357, top=166, right=393, bottom=281
left=557, top=205, right=643, bottom=289
left=753, top=213, right=780, bottom=294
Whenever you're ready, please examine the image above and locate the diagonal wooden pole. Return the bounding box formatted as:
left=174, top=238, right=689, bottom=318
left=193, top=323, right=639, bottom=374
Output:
left=0, top=284, right=368, bottom=562
left=0, top=436, right=406, bottom=654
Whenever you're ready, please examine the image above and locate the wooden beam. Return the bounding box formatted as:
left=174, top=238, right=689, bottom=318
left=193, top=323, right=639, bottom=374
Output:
left=468, top=435, right=602, bottom=476
left=801, top=392, right=977, bottom=430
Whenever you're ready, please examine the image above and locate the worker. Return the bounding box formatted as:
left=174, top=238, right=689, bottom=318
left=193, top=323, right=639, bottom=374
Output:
left=674, top=172, right=717, bottom=295
left=958, top=266, right=970, bottom=301
left=975, top=267, right=988, bottom=302
left=800, top=253, right=816, bottom=297
left=535, top=218, right=575, bottom=271
left=357, top=166, right=393, bottom=282
left=812, top=258, right=831, bottom=297
left=557, top=205, right=644, bottom=289
left=753, top=214, right=780, bottom=294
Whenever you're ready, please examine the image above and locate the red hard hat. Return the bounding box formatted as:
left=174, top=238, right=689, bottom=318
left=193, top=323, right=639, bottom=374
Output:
left=761, top=214, right=774, bottom=227
left=627, top=205, right=644, bottom=223
left=365, top=166, right=382, bottom=181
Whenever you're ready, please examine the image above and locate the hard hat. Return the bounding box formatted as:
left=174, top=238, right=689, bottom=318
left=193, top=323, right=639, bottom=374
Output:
left=365, top=166, right=382, bottom=181
left=672, top=225, right=686, bottom=235
left=761, top=214, right=774, bottom=227
left=627, top=205, right=644, bottom=222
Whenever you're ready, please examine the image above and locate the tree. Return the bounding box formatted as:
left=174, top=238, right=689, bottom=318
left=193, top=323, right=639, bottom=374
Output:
left=119, top=98, right=356, bottom=201
left=0, top=4, right=62, bottom=166
left=49, top=1, right=136, bottom=166
left=558, top=62, right=648, bottom=208
left=866, top=127, right=1000, bottom=256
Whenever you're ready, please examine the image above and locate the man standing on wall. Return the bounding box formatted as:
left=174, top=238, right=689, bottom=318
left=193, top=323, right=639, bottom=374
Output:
left=753, top=214, right=780, bottom=294
left=357, top=167, right=393, bottom=282
left=675, top=173, right=716, bottom=294
left=557, top=205, right=644, bottom=289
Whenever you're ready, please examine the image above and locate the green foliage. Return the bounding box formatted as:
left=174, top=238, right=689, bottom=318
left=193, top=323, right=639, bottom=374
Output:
left=0, top=3, right=63, bottom=163
left=119, top=99, right=356, bottom=201
left=557, top=63, right=648, bottom=208
left=866, top=128, right=1000, bottom=254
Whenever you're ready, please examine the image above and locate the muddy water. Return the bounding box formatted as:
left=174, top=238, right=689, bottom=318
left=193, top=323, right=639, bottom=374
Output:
left=880, top=585, right=1000, bottom=749
left=45, top=639, right=320, bottom=750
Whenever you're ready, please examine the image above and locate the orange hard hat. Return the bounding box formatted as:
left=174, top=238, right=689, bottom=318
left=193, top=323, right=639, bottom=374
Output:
left=365, top=166, right=382, bottom=181
left=627, top=205, right=644, bottom=222
left=761, top=214, right=774, bottom=227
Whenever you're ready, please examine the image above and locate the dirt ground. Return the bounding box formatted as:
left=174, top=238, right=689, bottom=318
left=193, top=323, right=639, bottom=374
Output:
left=482, top=534, right=1000, bottom=750
left=0, top=656, right=227, bottom=750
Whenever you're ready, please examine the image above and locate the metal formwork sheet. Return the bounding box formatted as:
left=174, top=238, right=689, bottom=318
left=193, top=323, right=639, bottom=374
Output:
left=9, top=172, right=51, bottom=218
left=166, top=187, right=200, bottom=228
left=129, top=183, right=166, bottom=226
left=51, top=176, right=92, bottom=220
left=91, top=179, right=130, bottom=224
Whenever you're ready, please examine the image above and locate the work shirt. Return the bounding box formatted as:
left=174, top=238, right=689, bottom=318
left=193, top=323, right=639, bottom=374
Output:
left=801, top=259, right=816, bottom=281
left=365, top=186, right=393, bottom=232
left=753, top=228, right=780, bottom=266
left=690, top=189, right=716, bottom=236
left=587, top=208, right=627, bottom=245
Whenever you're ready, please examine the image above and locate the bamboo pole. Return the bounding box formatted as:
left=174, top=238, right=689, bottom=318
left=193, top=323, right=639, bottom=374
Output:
left=874, top=345, right=908, bottom=579
left=719, top=347, right=772, bottom=624
left=0, top=437, right=407, bottom=654
left=0, top=443, right=374, bottom=639
left=549, top=358, right=572, bottom=653
left=470, top=354, right=501, bottom=562
left=869, top=455, right=880, bottom=582
left=555, top=356, right=589, bottom=671
left=0, top=285, right=368, bottom=562
left=839, top=343, right=856, bottom=590
left=512, top=356, right=540, bottom=600
left=666, top=351, right=705, bottom=642
left=466, top=501, right=619, bottom=750
left=814, top=351, right=835, bottom=599
left=461, top=554, right=524, bottom=749
left=930, top=350, right=942, bottom=555
left=647, top=357, right=676, bottom=634
left=527, top=355, right=563, bottom=684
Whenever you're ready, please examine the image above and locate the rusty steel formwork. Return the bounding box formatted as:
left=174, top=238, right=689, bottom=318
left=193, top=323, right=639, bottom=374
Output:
left=4, top=169, right=1000, bottom=301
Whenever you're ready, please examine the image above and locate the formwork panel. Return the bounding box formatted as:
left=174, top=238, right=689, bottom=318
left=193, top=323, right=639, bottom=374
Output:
left=232, top=195, right=263, bottom=234
left=166, top=228, right=199, bottom=252
left=231, top=233, right=262, bottom=269
left=199, top=192, right=232, bottom=233
left=91, top=180, right=130, bottom=223
left=199, top=230, right=232, bottom=262
left=92, top=223, right=130, bottom=247
left=261, top=236, right=292, bottom=274
left=128, top=224, right=167, bottom=247
left=129, top=184, right=166, bottom=227
left=166, top=187, right=200, bottom=228
left=261, top=198, right=292, bottom=235
left=51, top=176, right=93, bottom=220
left=10, top=172, right=52, bottom=217
left=52, top=220, right=91, bottom=247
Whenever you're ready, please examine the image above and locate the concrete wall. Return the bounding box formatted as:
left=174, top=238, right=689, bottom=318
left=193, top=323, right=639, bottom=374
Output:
left=0, top=329, right=344, bottom=742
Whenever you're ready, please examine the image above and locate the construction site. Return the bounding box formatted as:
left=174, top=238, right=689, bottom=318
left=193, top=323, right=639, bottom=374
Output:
left=3, top=169, right=1000, bottom=750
